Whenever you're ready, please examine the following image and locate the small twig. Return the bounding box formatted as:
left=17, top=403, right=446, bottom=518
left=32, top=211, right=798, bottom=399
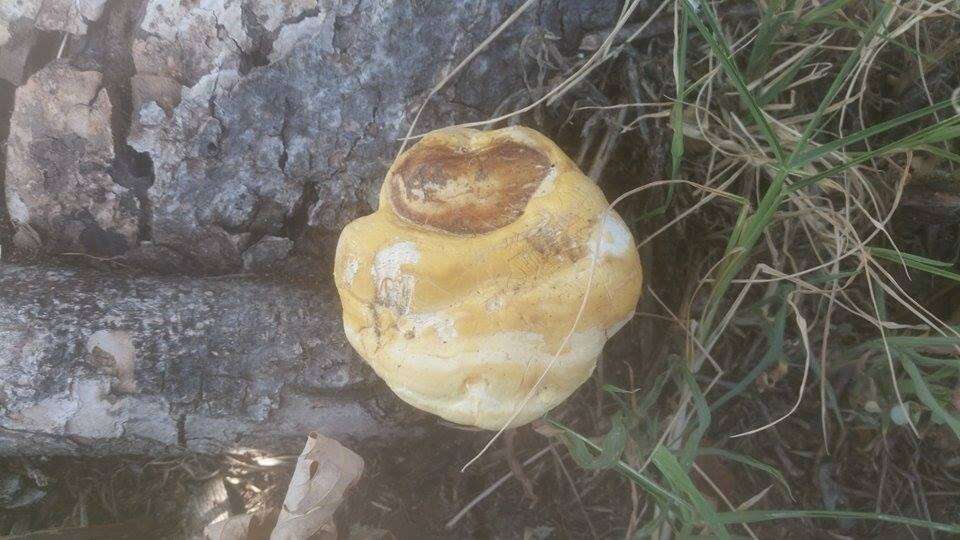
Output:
left=504, top=429, right=538, bottom=503
left=463, top=178, right=735, bottom=472
left=399, top=0, right=538, bottom=155
left=445, top=445, right=552, bottom=530
left=57, top=34, right=70, bottom=59
left=693, top=462, right=759, bottom=540
left=731, top=293, right=814, bottom=438
left=550, top=446, right=598, bottom=538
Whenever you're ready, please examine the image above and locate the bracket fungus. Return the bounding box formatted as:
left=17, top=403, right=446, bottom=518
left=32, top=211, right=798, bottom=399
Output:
left=334, top=126, right=643, bottom=429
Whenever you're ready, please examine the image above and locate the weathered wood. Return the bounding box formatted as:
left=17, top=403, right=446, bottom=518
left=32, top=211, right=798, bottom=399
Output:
left=2, top=0, right=624, bottom=272
left=0, top=264, right=414, bottom=456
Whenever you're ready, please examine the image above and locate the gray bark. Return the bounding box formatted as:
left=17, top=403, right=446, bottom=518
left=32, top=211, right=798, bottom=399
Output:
left=0, top=264, right=416, bottom=456
left=0, top=0, right=627, bottom=456
left=1, top=0, right=621, bottom=273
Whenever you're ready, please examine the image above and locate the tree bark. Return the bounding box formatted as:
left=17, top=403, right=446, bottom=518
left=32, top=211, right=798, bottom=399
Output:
left=1, top=0, right=623, bottom=273
left=0, top=264, right=415, bottom=456
left=0, top=0, right=630, bottom=456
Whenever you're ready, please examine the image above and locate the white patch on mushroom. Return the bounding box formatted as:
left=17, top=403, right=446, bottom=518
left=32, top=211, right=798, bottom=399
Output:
left=373, top=241, right=420, bottom=280
left=401, top=312, right=458, bottom=342
left=589, top=213, right=633, bottom=259
left=484, top=295, right=505, bottom=313
left=343, top=257, right=360, bottom=285
left=373, top=241, right=420, bottom=315
left=606, top=310, right=635, bottom=338
left=409, top=186, right=426, bottom=200
left=531, top=166, right=558, bottom=198
left=383, top=325, right=610, bottom=428
left=501, top=125, right=541, bottom=148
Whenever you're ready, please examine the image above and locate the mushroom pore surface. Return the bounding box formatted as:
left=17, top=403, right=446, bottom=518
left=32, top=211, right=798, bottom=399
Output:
left=388, top=138, right=552, bottom=234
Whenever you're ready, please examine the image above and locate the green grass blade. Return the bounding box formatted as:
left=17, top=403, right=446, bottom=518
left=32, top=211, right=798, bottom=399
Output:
left=920, top=144, right=960, bottom=164
left=651, top=446, right=731, bottom=539
left=758, top=42, right=820, bottom=106
left=670, top=4, right=689, bottom=184
left=722, top=197, right=751, bottom=255
left=698, top=448, right=794, bottom=498
left=798, top=0, right=854, bottom=27
left=870, top=247, right=955, bottom=268
left=682, top=0, right=785, bottom=163
left=561, top=411, right=628, bottom=470
left=700, top=168, right=788, bottom=342
left=711, top=288, right=791, bottom=411
left=859, top=334, right=960, bottom=351
left=678, top=367, right=711, bottom=468
left=699, top=6, right=895, bottom=339
left=790, top=3, right=894, bottom=161
left=714, top=509, right=960, bottom=533
left=638, top=360, right=678, bottom=417
left=806, top=18, right=937, bottom=62
left=898, top=352, right=960, bottom=368
left=746, top=2, right=788, bottom=80
left=790, top=99, right=957, bottom=167
left=900, top=351, right=960, bottom=439
left=789, top=115, right=960, bottom=192
left=870, top=247, right=960, bottom=283
left=548, top=419, right=690, bottom=509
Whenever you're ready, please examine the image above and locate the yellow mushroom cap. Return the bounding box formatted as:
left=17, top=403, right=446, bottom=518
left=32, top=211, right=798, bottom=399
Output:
left=333, top=126, right=643, bottom=429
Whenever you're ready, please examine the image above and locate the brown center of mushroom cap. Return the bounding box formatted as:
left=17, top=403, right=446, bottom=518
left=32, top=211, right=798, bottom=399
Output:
left=388, top=138, right=553, bottom=235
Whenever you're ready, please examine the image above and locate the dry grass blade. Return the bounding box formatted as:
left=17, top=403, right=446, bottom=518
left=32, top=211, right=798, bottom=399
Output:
left=398, top=0, right=538, bottom=155
left=537, top=0, right=960, bottom=534
left=731, top=294, right=813, bottom=438
left=446, top=446, right=553, bottom=530
left=461, top=179, right=706, bottom=472
left=418, top=0, right=670, bottom=136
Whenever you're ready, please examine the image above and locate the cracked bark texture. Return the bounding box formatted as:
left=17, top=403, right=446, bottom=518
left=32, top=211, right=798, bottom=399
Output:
left=0, top=0, right=620, bottom=455
left=0, top=1, right=109, bottom=84
left=1, top=0, right=620, bottom=273
left=5, top=62, right=140, bottom=257
left=0, top=264, right=416, bottom=456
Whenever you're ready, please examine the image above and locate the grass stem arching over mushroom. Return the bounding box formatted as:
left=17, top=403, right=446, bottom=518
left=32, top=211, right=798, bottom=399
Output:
left=334, top=126, right=642, bottom=429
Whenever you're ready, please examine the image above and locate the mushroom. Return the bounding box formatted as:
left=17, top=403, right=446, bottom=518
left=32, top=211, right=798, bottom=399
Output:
left=334, top=126, right=642, bottom=430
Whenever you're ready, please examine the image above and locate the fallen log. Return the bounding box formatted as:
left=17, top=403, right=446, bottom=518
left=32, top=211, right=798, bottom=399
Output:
left=0, top=264, right=415, bottom=456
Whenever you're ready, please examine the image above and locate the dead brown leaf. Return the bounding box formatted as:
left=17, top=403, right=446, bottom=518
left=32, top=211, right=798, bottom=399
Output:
left=204, top=508, right=279, bottom=540
left=269, top=432, right=365, bottom=540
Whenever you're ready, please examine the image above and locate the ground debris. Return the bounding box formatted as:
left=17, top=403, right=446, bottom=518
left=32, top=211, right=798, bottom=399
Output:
left=202, top=432, right=363, bottom=540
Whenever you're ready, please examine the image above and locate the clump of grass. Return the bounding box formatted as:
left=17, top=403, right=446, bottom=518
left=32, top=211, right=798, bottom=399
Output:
left=456, top=0, right=960, bottom=537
